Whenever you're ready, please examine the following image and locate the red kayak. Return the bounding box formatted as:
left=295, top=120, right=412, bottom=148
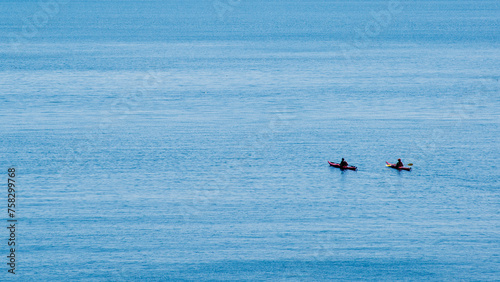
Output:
left=328, top=161, right=357, bottom=171
left=386, top=161, right=411, bottom=171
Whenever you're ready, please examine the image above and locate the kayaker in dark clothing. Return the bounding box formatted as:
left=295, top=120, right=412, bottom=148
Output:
left=340, top=158, right=348, bottom=167
left=395, top=159, right=404, bottom=168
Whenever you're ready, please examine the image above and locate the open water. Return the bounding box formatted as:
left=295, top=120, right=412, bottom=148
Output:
left=0, top=0, right=499, bottom=280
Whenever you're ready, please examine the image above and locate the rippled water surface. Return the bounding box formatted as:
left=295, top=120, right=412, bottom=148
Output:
left=0, top=0, right=499, bottom=280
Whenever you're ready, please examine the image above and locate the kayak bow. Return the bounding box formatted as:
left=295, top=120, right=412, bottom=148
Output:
left=386, top=161, right=411, bottom=171
left=328, top=161, right=357, bottom=171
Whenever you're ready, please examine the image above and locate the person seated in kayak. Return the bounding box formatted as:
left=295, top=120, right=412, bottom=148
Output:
left=395, top=159, right=404, bottom=168
left=340, top=158, right=348, bottom=167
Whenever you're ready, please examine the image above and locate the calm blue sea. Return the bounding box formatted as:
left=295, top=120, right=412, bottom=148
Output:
left=0, top=0, right=499, bottom=280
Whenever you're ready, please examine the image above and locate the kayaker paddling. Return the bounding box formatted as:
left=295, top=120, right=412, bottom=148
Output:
left=328, top=161, right=357, bottom=171
left=385, top=160, right=411, bottom=171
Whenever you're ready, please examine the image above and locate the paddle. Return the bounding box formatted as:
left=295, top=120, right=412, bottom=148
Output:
left=386, top=162, right=413, bottom=167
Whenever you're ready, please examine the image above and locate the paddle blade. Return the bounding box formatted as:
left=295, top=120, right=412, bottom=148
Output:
left=407, top=163, right=413, bottom=166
